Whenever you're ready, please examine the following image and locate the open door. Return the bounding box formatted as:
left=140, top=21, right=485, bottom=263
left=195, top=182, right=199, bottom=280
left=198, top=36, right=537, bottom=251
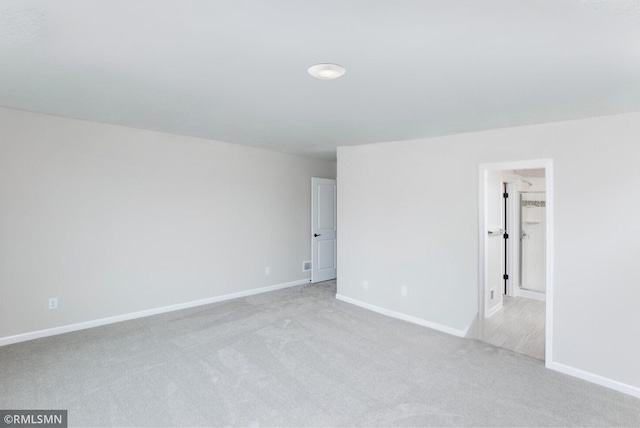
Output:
left=485, top=170, right=505, bottom=317
left=311, top=178, right=337, bottom=283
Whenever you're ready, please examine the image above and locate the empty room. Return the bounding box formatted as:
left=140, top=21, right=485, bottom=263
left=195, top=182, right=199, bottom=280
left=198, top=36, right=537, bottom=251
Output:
left=1, top=1, right=640, bottom=427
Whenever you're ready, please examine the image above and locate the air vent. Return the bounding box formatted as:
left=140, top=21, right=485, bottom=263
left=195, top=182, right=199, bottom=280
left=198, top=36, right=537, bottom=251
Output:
left=303, top=261, right=311, bottom=272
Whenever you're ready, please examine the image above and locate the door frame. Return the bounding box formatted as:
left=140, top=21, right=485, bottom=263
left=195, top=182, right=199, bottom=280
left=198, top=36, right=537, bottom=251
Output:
left=311, top=177, right=337, bottom=283
left=478, top=158, right=554, bottom=365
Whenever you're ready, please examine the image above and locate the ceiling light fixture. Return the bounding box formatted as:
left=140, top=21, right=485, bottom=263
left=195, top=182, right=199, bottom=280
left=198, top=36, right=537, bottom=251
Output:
left=308, top=63, right=346, bottom=80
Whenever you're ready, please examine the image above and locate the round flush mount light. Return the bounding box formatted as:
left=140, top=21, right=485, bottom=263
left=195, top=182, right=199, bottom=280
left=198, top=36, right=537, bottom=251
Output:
left=308, top=63, right=346, bottom=80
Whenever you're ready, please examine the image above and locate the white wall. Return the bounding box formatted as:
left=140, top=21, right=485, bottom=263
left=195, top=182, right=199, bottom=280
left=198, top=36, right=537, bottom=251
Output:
left=337, top=111, right=640, bottom=393
left=0, top=107, right=336, bottom=340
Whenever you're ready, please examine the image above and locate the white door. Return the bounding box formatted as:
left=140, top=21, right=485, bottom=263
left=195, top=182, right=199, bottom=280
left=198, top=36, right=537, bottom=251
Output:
left=485, top=170, right=505, bottom=317
left=311, top=178, right=337, bottom=283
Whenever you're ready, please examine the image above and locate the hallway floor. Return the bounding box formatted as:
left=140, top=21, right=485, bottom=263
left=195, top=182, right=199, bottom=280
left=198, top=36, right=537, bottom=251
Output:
left=482, top=295, right=545, bottom=360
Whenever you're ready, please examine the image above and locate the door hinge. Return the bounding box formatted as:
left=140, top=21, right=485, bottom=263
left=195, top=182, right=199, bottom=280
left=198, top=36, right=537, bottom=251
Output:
left=503, top=274, right=509, bottom=280
left=503, top=192, right=509, bottom=198
left=503, top=233, right=509, bottom=239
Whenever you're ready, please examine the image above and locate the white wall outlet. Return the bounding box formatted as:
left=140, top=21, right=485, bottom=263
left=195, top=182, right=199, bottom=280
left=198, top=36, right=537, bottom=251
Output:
left=49, top=298, right=58, bottom=310
left=363, top=280, right=368, bottom=290
left=302, top=261, right=311, bottom=272
left=265, top=267, right=270, bottom=275
left=490, top=289, right=495, bottom=300
left=401, top=286, right=408, bottom=297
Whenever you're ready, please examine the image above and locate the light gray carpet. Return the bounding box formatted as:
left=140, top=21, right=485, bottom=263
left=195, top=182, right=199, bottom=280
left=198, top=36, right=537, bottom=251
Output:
left=1, top=281, right=639, bottom=427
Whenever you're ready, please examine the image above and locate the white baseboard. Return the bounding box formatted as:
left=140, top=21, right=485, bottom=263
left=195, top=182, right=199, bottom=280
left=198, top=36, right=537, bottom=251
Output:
left=0, top=279, right=310, bottom=347
left=485, top=301, right=503, bottom=318
left=515, top=288, right=546, bottom=301
left=549, top=361, right=640, bottom=399
left=335, top=294, right=470, bottom=337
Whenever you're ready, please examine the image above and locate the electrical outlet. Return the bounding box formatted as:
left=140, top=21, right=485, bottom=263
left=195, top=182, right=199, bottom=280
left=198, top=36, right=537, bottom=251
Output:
left=401, top=286, right=408, bottom=297
left=265, top=267, right=270, bottom=275
left=363, top=280, right=368, bottom=290
left=49, top=298, right=58, bottom=310
left=490, top=289, right=495, bottom=300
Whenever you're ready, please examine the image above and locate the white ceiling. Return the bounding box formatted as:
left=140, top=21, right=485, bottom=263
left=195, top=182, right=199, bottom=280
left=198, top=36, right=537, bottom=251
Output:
left=1, top=0, right=640, bottom=160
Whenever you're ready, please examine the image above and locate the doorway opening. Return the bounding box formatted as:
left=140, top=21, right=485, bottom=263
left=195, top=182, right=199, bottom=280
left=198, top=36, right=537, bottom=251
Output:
left=478, top=160, right=553, bottom=365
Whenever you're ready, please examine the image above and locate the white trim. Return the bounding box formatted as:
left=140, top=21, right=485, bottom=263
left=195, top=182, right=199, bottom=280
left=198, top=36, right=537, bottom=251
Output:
left=335, top=294, right=470, bottom=338
left=485, top=301, right=503, bottom=318
left=544, top=162, right=554, bottom=366
left=549, top=362, right=640, bottom=399
left=514, top=288, right=546, bottom=301
left=0, top=279, right=310, bottom=347
left=478, top=169, right=487, bottom=322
